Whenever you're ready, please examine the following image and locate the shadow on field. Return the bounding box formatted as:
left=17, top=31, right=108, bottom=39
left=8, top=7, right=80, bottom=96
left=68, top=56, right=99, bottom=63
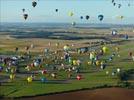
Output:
left=34, top=79, right=70, bottom=84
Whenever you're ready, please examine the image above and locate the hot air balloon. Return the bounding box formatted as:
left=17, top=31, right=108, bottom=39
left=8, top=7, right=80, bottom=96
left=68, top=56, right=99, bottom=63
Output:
left=27, top=76, right=32, bottom=83
left=112, top=30, right=118, bottom=35
left=23, top=14, right=28, bottom=20
left=98, top=15, right=104, bottom=21
left=102, top=46, right=108, bottom=53
left=0, top=66, right=3, bottom=72
left=51, top=73, right=56, bottom=78
left=80, top=16, right=83, bottom=19
left=34, top=61, right=39, bottom=67
left=118, top=4, right=121, bottom=8
left=32, top=1, right=37, bottom=7
left=72, top=22, right=76, bottom=26
left=63, top=45, right=70, bottom=51
left=44, top=48, right=49, bottom=53
left=117, top=68, right=121, bottom=73
left=42, top=70, right=47, bottom=75
left=10, top=74, right=15, bottom=80
left=41, top=77, right=47, bottom=83
left=85, top=15, right=90, bottom=20
left=15, top=47, right=19, bottom=52
left=68, top=12, right=74, bottom=17
left=117, top=15, right=124, bottom=20
left=76, top=75, right=82, bottom=80
left=112, top=0, right=114, bottom=3
left=113, top=2, right=116, bottom=6
left=55, top=9, right=58, bottom=12
left=106, top=71, right=109, bottom=75
left=124, top=34, right=128, bottom=40
left=22, top=8, right=25, bottom=13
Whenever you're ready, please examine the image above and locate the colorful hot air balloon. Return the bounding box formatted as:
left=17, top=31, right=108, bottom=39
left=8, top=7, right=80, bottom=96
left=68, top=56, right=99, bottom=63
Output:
left=76, top=75, right=82, bottom=80
left=42, top=70, right=47, bottom=75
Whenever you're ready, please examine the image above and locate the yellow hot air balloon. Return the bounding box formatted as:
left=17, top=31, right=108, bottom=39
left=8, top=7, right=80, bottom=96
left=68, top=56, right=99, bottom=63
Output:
left=68, top=12, right=74, bottom=17
left=11, top=68, right=15, bottom=73
left=56, top=43, right=59, bottom=47
left=73, top=60, right=77, bottom=66
left=100, top=61, right=104, bottom=65
left=88, top=61, right=92, bottom=65
left=27, top=77, right=32, bottom=83
left=10, top=74, right=15, bottom=80
left=117, top=16, right=124, bottom=20
left=96, top=60, right=100, bottom=66
left=63, top=45, right=70, bottom=51
left=78, top=49, right=81, bottom=54
left=90, top=52, right=95, bottom=60
left=102, top=46, right=108, bottom=53
left=115, top=47, right=119, bottom=52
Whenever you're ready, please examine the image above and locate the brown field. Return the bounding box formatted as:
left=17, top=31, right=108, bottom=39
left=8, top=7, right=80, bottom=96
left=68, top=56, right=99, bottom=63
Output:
left=0, top=28, right=133, bottom=52
left=19, top=88, right=134, bottom=100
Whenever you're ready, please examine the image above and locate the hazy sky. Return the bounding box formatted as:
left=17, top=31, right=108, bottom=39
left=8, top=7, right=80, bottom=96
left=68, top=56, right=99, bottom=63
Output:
left=0, top=0, right=134, bottom=24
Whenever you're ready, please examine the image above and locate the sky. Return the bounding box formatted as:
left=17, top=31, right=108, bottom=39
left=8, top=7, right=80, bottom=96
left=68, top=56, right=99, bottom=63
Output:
left=0, top=0, right=134, bottom=24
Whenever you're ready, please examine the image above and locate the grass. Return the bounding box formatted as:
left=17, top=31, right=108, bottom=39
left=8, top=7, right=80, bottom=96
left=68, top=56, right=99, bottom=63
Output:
left=0, top=39, right=134, bottom=98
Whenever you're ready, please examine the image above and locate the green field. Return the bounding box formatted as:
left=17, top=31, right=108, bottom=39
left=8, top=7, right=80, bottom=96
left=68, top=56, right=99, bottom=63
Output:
left=0, top=38, right=134, bottom=98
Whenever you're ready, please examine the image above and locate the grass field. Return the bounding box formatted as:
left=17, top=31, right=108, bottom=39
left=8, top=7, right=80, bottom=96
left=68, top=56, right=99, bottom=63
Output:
left=0, top=35, right=134, bottom=98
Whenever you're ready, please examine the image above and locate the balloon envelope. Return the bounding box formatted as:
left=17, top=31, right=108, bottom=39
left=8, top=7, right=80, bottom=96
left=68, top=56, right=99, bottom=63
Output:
left=64, top=45, right=70, bottom=51
left=27, top=77, right=32, bottom=83
left=41, top=77, right=46, bottom=83
left=112, top=30, right=118, bottom=35
left=98, top=15, right=104, bottom=21
left=102, top=46, right=108, bottom=53
left=23, top=14, right=28, bottom=20
left=32, top=1, right=37, bottom=7
left=80, top=16, right=83, bottom=19
left=68, top=12, right=74, bottom=17
left=55, top=9, right=58, bottom=12
left=85, top=15, right=90, bottom=20
left=22, top=9, right=25, bottom=13
left=72, top=22, right=76, bottom=26
left=113, top=3, right=116, bottom=6
left=118, top=4, right=121, bottom=8
left=0, top=66, right=3, bottom=72
left=117, top=16, right=124, bottom=19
